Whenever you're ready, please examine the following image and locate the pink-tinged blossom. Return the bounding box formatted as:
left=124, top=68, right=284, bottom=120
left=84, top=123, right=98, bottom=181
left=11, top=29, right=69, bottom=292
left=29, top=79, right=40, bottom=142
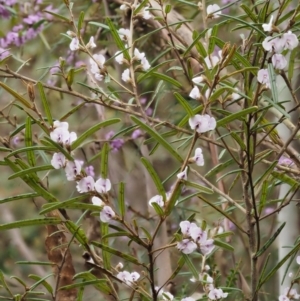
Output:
left=192, top=148, right=204, bottom=166
left=0, top=47, right=10, bottom=60
left=189, top=114, right=217, bottom=133
left=262, top=36, right=283, bottom=53
left=65, top=160, right=82, bottom=181
left=192, top=76, right=204, bottom=84
left=51, top=153, right=66, bottom=169
left=122, top=68, right=131, bottom=82
left=177, top=239, right=197, bottom=254
left=87, top=36, right=96, bottom=49
left=200, top=238, right=215, bottom=255
left=189, top=86, right=200, bottom=100
left=95, top=177, right=112, bottom=193
left=208, top=287, right=228, bottom=300
left=131, top=272, right=140, bottom=282
left=278, top=296, right=290, bottom=301
left=76, top=176, right=95, bottom=193
left=85, top=165, right=95, bottom=177
left=118, top=28, right=130, bottom=41
left=90, top=53, right=106, bottom=78
left=207, top=4, right=222, bottom=18
left=149, top=195, right=164, bottom=207
left=117, top=271, right=140, bottom=285
left=70, top=37, right=80, bottom=51
left=131, top=129, right=143, bottom=139
left=100, top=206, right=115, bottom=223
left=204, top=55, right=219, bottom=69
left=180, top=221, right=198, bottom=236
left=134, top=48, right=145, bottom=60
left=278, top=156, right=294, bottom=167
left=50, top=127, right=70, bottom=144
left=262, top=15, right=274, bottom=32
left=177, top=166, right=188, bottom=180
left=279, top=288, right=300, bottom=301
left=115, top=51, right=124, bottom=64
left=91, top=196, right=104, bottom=206
left=272, top=54, right=287, bottom=70
left=257, top=69, right=270, bottom=88
left=64, top=131, right=77, bottom=146
left=190, top=226, right=206, bottom=244
left=53, top=120, right=69, bottom=130
left=141, top=57, right=151, bottom=71
left=282, top=31, right=299, bottom=50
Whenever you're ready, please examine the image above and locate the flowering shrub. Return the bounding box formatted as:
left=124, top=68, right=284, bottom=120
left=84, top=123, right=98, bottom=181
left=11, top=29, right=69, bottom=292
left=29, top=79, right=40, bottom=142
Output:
left=0, top=1, right=300, bottom=301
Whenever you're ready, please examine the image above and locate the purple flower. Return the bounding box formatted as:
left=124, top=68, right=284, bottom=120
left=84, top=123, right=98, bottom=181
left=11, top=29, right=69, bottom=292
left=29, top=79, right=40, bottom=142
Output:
left=105, top=130, right=124, bottom=151
left=278, top=156, right=294, bottom=167
left=131, top=129, right=143, bottom=139
left=85, top=165, right=95, bottom=177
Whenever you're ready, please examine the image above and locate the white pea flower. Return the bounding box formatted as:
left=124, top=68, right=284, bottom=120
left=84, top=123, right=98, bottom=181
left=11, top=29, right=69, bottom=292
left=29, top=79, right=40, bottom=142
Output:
left=118, top=28, right=130, bottom=41
left=90, top=53, right=106, bottom=73
left=117, top=271, right=132, bottom=284
left=122, top=68, right=131, bottom=82
left=50, top=127, right=70, bottom=144
left=177, top=239, right=197, bottom=254
left=192, top=76, right=204, bottom=84
left=262, top=15, right=274, bottom=32
left=130, top=272, right=140, bottom=282
left=262, top=36, right=283, bottom=53
left=141, top=7, right=152, bottom=20
left=297, top=256, right=300, bottom=265
left=282, top=31, right=299, bottom=50
left=180, top=221, right=198, bottom=236
left=189, top=86, right=201, bottom=100
left=207, top=4, right=222, bottom=19
left=95, top=177, right=112, bottom=193
left=115, top=51, right=124, bottom=64
left=51, top=152, right=66, bottom=169
left=64, top=131, right=77, bottom=146
left=149, top=195, right=164, bottom=207
left=65, top=160, right=82, bottom=181
left=189, top=114, right=217, bottom=133
left=272, top=53, right=287, bottom=70
left=100, top=206, right=115, bottom=223
left=181, top=298, right=195, bottom=301
left=177, top=166, right=188, bottom=180
left=200, top=238, right=215, bottom=255
left=134, top=48, right=145, bottom=61
left=204, top=55, right=220, bottom=69
left=69, top=37, right=80, bottom=51
left=257, top=69, right=270, bottom=88
left=141, top=57, right=151, bottom=71
left=87, top=36, right=96, bottom=49
left=91, top=196, right=104, bottom=206
left=53, top=120, right=69, bottom=130
left=208, top=287, right=228, bottom=300
left=190, top=226, right=206, bottom=244
left=192, top=147, right=204, bottom=166
left=76, top=176, right=95, bottom=193
left=278, top=296, right=290, bottom=301
left=120, top=4, right=127, bottom=10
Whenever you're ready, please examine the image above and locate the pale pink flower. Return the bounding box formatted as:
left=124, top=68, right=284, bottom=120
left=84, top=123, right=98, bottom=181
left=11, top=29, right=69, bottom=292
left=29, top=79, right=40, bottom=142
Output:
left=100, top=206, right=115, bottom=223
left=208, top=287, right=228, bottom=300
left=200, top=238, right=215, bottom=255
left=65, top=160, right=82, bottom=181
left=262, top=36, right=283, bottom=53
left=95, top=177, right=112, bottom=193
left=50, top=127, right=70, bottom=145
left=189, top=86, right=200, bottom=100
left=177, top=239, right=197, bottom=254
left=76, top=176, right=95, bottom=193
left=262, top=15, right=274, bottom=32
left=257, top=69, right=270, bottom=88
left=69, top=37, right=80, bottom=51
left=282, top=31, right=299, bottom=50
left=207, top=4, right=222, bottom=18
left=190, top=226, right=206, bottom=244
left=51, top=152, right=66, bottom=169
left=64, top=131, right=77, bottom=145
left=177, top=166, right=188, bottom=180
left=189, top=114, right=217, bottom=133
left=149, top=195, right=164, bottom=207
left=181, top=297, right=195, bottom=301
left=272, top=54, right=287, bottom=70
left=91, top=196, right=104, bottom=206
left=192, top=148, right=204, bottom=166
left=180, top=221, right=198, bottom=236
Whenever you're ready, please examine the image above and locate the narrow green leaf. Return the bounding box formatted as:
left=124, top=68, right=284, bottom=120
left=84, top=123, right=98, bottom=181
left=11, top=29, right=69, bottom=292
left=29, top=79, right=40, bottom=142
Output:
left=29, top=274, right=54, bottom=293
left=208, top=25, right=218, bottom=55
left=60, top=279, right=107, bottom=290
left=133, top=0, right=149, bottom=14
left=185, top=181, right=213, bottom=194
left=240, top=4, right=257, bottom=22
left=65, top=221, right=88, bottom=248
left=182, top=254, right=199, bottom=280
left=217, top=106, right=258, bottom=127
left=0, top=193, right=38, bottom=204
left=25, top=117, right=35, bottom=167
left=71, top=118, right=120, bottom=150
left=0, top=218, right=61, bottom=230
left=229, top=131, right=246, bottom=150
left=258, top=180, right=268, bottom=215
left=66, top=68, right=75, bottom=88
left=0, top=147, right=11, bottom=152
left=151, top=202, right=165, bottom=216
left=288, top=48, right=297, bottom=81
left=183, top=29, right=207, bottom=57
left=174, top=92, right=194, bottom=117
left=209, top=87, right=228, bottom=102
left=132, top=116, right=183, bottom=162
left=101, top=223, right=111, bottom=270
left=165, top=4, right=171, bottom=13
left=8, top=165, right=53, bottom=180
left=214, top=239, right=234, bottom=251
left=74, top=272, right=111, bottom=294
left=0, top=270, right=13, bottom=296
left=205, top=159, right=234, bottom=177
left=0, top=82, right=33, bottom=109
left=254, top=161, right=277, bottom=187
left=16, top=261, right=53, bottom=266
left=10, top=276, right=27, bottom=288
left=37, top=82, right=53, bottom=126
left=272, top=171, right=299, bottom=188
left=118, top=182, right=125, bottom=218
left=144, top=72, right=182, bottom=88
left=267, top=63, right=278, bottom=104
left=254, top=222, right=285, bottom=258
left=100, top=142, right=109, bottom=178
left=42, top=137, right=73, bottom=161
left=91, top=241, right=143, bottom=266
left=106, top=18, right=130, bottom=61
left=77, top=11, right=85, bottom=35
left=141, top=157, right=166, bottom=199
left=7, top=146, right=56, bottom=158
left=43, top=10, right=69, bottom=22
